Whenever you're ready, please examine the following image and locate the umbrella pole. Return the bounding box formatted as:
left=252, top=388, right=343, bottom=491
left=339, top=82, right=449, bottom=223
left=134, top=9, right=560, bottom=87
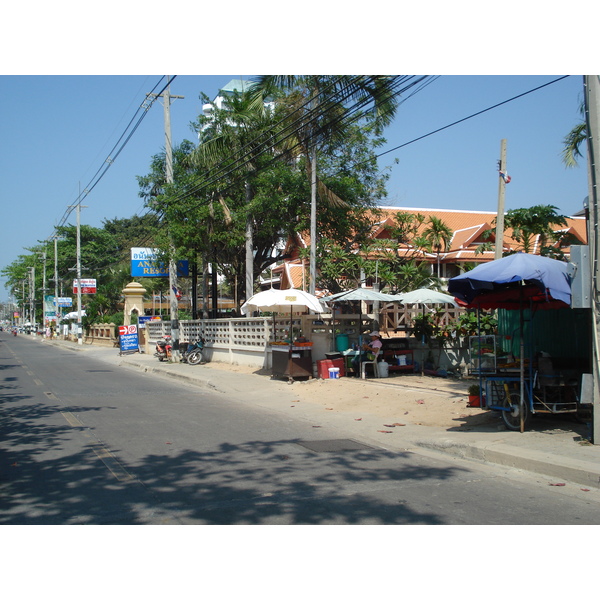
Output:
left=520, top=286, right=525, bottom=433
left=421, top=305, right=425, bottom=376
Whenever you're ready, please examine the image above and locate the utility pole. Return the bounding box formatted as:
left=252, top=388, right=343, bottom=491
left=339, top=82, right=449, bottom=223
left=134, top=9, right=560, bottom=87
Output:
left=147, top=77, right=184, bottom=359
left=29, top=266, right=35, bottom=334
left=39, top=251, right=47, bottom=338
left=54, top=236, right=60, bottom=328
left=584, top=75, right=600, bottom=444
left=309, top=143, right=317, bottom=295
left=495, top=139, right=507, bottom=260
left=76, top=203, right=85, bottom=345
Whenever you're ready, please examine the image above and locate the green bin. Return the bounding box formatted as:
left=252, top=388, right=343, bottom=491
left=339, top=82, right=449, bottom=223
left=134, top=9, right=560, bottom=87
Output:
left=335, top=334, right=350, bottom=352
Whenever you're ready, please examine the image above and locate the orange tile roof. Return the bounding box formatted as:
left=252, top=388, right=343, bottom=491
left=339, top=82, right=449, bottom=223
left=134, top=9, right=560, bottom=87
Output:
left=374, top=206, right=587, bottom=260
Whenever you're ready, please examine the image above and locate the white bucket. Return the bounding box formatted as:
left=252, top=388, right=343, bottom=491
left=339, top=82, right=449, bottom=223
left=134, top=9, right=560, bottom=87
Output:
left=328, top=367, right=340, bottom=379
left=377, top=361, right=389, bottom=378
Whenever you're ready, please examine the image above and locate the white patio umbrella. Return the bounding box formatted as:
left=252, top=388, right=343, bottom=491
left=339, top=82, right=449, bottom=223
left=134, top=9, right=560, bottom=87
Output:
left=63, top=310, right=86, bottom=319
left=241, top=287, right=324, bottom=356
left=240, top=288, right=324, bottom=315
left=392, top=288, right=458, bottom=375
left=392, top=289, right=458, bottom=306
left=323, top=288, right=398, bottom=302
left=322, top=287, right=399, bottom=349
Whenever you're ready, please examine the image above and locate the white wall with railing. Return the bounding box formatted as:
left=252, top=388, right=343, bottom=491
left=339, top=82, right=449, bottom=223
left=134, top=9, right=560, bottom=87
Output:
left=144, top=310, right=471, bottom=374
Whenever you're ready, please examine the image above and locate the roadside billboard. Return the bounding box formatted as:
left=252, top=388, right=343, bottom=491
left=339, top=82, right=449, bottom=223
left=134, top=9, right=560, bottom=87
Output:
left=130, top=247, right=189, bottom=277
left=73, top=279, right=97, bottom=294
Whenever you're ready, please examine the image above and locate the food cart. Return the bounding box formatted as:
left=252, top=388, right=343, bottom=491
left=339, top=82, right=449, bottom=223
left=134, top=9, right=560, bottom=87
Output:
left=240, top=287, right=324, bottom=383
left=271, top=342, right=314, bottom=381
left=449, top=252, right=579, bottom=432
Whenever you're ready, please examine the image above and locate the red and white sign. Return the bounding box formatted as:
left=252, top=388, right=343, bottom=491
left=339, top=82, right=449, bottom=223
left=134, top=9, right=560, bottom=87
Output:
left=118, top=324, right=138, bottom=336
left=73, top=279, right=97, bottom=294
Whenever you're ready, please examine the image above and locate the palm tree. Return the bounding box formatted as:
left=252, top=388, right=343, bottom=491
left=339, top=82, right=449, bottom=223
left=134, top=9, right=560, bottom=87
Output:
left=423, top=216, right=452, bottom=278
left=250, top=75, right=424, bottom=293
left=191, top=85, right=279, bottom=302
left=562, top=101, right=586, bottom=168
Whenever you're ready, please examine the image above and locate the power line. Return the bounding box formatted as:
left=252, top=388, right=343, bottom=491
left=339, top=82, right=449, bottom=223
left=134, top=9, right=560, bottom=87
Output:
left=51, top=76, right=175, bottom=236
left=128, top=76, right=437, bottom=252
left=375, top=75, right=571, bottom=161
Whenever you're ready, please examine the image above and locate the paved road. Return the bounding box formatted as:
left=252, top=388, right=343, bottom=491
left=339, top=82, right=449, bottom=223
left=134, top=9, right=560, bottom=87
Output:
left=2, top=333, right=600, bottom=524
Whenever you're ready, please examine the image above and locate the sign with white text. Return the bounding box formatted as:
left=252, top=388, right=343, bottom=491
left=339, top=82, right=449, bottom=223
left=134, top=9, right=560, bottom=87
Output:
left=130, top=247, right=189, bottom=278
left=118, top=324, right=139, bottom=354
left=73, top=279, right=97, bottom=294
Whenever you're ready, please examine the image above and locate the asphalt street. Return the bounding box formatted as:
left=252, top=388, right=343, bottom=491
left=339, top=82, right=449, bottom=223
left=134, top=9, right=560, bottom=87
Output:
left=2, top=332, right=600, bottom=524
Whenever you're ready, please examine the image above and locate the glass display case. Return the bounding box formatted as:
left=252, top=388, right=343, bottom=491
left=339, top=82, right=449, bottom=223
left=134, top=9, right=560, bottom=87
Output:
left=469, top=335, right=498, bottom=374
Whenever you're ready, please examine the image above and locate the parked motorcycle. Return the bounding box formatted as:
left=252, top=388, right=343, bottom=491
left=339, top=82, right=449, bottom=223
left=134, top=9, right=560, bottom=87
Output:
left=179, top=337, right=205, bottom=365
left=154, top=335, right=173, bottom=361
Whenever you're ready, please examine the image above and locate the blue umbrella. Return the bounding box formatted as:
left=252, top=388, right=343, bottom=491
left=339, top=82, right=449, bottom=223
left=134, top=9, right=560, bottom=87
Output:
left=448, top=252, right=572, bottom=309
left=448, top=252, right=573, bottom=432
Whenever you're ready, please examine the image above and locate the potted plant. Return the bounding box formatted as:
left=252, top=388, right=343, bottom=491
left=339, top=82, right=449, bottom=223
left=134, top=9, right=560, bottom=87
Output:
left=467, top=383, right=481, bottom=407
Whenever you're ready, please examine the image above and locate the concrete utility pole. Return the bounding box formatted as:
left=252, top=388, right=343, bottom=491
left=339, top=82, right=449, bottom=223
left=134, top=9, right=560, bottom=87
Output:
left=148, top=77, right=184, bottom=359
left=75, top=203, right=86, bottom=345
left=54, top=236, right=60, bottom=325
left=29, top=266, right=35, bottom=334
left=309, top=143, right=317, bottom=295
left=495, top=139, right=507, bottom=260
left=584, top=75, right=600, bottom=444
left=39, top=251, right=47, bottom=337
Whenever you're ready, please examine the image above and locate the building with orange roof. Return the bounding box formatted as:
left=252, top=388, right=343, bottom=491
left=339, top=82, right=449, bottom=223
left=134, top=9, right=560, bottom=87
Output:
left=267, top=206, right=588, bottom=290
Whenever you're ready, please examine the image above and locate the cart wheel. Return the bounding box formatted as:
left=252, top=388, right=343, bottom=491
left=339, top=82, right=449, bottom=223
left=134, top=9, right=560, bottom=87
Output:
left=501, top=391, right=531, bottom=431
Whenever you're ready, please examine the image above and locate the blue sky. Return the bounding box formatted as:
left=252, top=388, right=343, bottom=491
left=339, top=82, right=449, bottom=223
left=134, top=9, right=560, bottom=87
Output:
left=0, top=74, right=587, bottom=302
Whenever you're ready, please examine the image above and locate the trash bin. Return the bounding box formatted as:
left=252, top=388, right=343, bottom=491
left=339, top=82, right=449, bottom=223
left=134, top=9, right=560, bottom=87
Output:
left=335, top=334, right=349, bottom=352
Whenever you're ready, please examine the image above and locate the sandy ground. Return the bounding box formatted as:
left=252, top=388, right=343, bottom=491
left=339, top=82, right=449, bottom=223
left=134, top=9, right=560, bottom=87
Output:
left=204, top=361, right=500, bottom=431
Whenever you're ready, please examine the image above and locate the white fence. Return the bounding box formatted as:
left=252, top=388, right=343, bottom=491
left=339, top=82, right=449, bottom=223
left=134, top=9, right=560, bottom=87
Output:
left=145, top=311, right=472, bottom=374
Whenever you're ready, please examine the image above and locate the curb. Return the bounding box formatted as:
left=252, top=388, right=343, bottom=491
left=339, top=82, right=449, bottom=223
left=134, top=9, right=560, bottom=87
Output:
left=415, top=439, right=600, bottom=489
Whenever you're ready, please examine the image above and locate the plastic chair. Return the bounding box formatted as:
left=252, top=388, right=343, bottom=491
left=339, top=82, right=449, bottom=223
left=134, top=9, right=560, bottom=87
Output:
left=361, top=354, right=380, bottom=379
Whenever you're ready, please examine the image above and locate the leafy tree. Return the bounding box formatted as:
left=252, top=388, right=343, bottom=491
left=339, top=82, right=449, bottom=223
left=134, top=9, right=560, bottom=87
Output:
left=476, top=204, right=577, bottom=259
left=502, top=205, right=569, bottom=256
left=189, top=86, right=293, bottom=302
left=250, top=75, right=412, bottom=293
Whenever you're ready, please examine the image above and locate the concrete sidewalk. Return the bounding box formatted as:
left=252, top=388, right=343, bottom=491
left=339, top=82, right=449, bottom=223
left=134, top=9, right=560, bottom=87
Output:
left=38, top=336, right=600, bottom=490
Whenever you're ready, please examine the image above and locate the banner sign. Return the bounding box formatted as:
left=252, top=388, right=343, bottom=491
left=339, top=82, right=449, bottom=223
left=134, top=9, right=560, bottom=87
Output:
left=130, top=247, right=189, bottom=278
left=55, top=297, right=73, bottom=307
left=137, top=315, right=161, bottom=329
left=118, top=324, right=139, bottom=354
left=73, top=279, right=97, bottom=294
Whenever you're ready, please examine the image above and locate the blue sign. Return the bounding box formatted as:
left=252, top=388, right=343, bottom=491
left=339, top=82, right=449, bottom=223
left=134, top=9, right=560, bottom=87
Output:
left=137, top=316, right=160, bottom=329
left=130, top=247, right=188, bottom=277
left=118, top=325, right=140, bottom=354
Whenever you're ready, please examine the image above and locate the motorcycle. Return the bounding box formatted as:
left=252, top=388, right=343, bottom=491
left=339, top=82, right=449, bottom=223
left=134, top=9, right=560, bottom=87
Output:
left=179, top=337, right=205, bottom=365
left=154, top=335, right=173, bottom=361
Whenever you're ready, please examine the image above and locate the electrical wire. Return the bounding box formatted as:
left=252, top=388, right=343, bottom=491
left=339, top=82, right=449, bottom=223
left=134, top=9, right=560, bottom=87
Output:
left=160, top=76, right=431, bottom=210
left=129, top=76, right=430, bottom=249
left=51, top=76, right=175, bottom=235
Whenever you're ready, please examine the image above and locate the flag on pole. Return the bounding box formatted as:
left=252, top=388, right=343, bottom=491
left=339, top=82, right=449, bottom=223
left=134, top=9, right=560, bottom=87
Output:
left=499, top=170, right=511, bottom=183
left=172, top=285, right=182, bottom=300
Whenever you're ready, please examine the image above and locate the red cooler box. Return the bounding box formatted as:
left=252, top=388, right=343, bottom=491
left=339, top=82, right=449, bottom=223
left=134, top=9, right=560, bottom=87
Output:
left=317, top=358, right=346, bottom=379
